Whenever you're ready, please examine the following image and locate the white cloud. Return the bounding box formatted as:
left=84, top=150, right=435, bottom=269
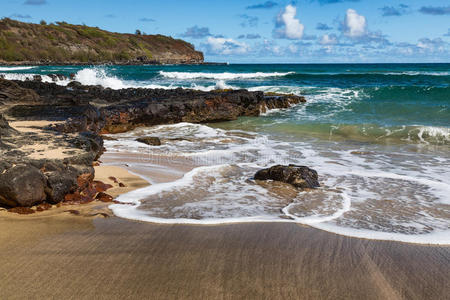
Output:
left=343, top=9, right=367, bottom=38
left=204, top=37, right=250, bottom=55
left=274, top=5, right=304, bottom=40
left=255, top=39, right=285, bottom=56
left=288, top=44, right=299, bottom=54
left=320, top=34, right=338, bottom=45
left=417, top=38, right=445, bottom=52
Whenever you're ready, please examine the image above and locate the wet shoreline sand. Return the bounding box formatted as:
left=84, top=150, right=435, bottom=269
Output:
left=0, top=151, right=449, bottom=299
left=0, top=216, right=448, bottom=299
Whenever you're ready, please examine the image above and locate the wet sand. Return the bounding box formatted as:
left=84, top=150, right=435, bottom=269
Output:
left=94, top=164, right=150, bottom=198
left=0, top=152, right=448, bottom=299
left=0, top=216, right=448, bottom=299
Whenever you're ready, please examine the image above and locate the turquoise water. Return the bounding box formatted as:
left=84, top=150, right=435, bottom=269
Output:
left=2, top=63, right=449, bottom=144
left=1, top=64, right=449, bottom=243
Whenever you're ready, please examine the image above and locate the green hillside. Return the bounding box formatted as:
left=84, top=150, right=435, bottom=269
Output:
left=0, top=18, right=204, bottom=65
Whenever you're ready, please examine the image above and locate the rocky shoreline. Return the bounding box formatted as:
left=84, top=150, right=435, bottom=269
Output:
left=0, top=62, right=228, bottom=66
left=0, top=77, right=305, bottom=209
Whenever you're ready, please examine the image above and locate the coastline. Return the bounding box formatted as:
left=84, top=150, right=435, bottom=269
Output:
left=0, top=162, right=149, bottom=219
left=0, top=76, right=303, bottom=209
left=0, top=66, right=449, bottom=298
left=0, top=62, right=228, bottom=66
left=1, top=139, right=449, bottom=299
left=99, top=148, right=450, bottom=245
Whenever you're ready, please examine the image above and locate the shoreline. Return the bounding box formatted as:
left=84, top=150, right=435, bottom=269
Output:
left=0, top=212, right=448, bottom=299
left=1, top=77, right=447, bottom=247
left=0, top=76, right=304, bottom=208
left=0, top=162, right=149, bottom=219
left=0, top=62, right=227, bottom=67
left=1, top=148, right=449, bottom=297
left=101, top=149, right=450, bottom=246
left=0, top=69, right=449, bottom=298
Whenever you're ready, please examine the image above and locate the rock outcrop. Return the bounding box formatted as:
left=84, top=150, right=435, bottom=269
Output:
left=0, top=113, right=15, bottom=134
left=11, top=79, right=305, bottom=134
left=0, top=164, right=47, bottom=207
left=0, top=77, right=305, bottom=207
left=136, top=137, right=162, bottom=146
left=0, top=79, right=105, bottom=207
left=0, top=78, right=39, bottom=107
left=97, top=88, right=305, bottom=133
left=0, top=113, right=102, bottom=207
left=254, top=165, right=320, bottom=189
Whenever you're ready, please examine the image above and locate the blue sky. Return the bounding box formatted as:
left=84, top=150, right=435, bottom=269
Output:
left=2, top=0, right=450, bottom=63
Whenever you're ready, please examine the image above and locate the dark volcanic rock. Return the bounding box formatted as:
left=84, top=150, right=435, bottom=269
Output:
left=10, top=80, right=304, bottom=134
left=0, top=114, right=9, bottom=128
left=0, top=158, right=97, bottom=207
left=0, top=78, right=306, bottom=207
left=254, top=165, right=320, bottom=189
left=7, top=104, right=105, bottom=133
left=96, top=192, right=114, bottom=202
left=8, top=207, right=36, bottom=215
left=0, top=164, right=47, bottom=207
left=99, top=89, right=305, bottom=133
left=0, top=110, right=102, bottom=207
left=93, top=181, right=113, bottom=193
left=0, top=78, right=39, bottom=104
left=40, top=160, right=95, bottom=204
left=0, top=114, right=17, bottom=137
left=136, top=137, right=161, bottom=146
left=45, top=170, right=78, bottom=204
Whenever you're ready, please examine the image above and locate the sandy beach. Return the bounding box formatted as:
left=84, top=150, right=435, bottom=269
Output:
left=0, top=151, right=449, bottom=300
left=1, top=10, right=449, bottom=300
left=0, top=214, right=448, bottom=299
left=1, top=101, right=449, bottom=299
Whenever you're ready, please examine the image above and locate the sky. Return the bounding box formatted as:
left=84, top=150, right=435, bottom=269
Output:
left=2, top=0, right=450, bottom=63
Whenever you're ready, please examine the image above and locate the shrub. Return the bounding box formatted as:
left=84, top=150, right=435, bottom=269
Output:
left=78, top=26, right=107, bottom=39
left=143, top=48, right=153, bottom=59
left=0, top=37, right=9, bottom=49
left=115, top=50, right=131, bottom=61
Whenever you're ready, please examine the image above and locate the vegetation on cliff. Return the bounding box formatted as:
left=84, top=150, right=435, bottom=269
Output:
left=0, top=18, right=204, bottom=64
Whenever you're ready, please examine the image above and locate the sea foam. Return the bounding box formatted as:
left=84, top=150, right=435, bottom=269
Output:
left=0, top=66, right=36, bottom=71
left=107, top=123, right=450, bottom=245
left=159, top=71, right=295, bottom=80
left=0, top=67, right=240, bottom=91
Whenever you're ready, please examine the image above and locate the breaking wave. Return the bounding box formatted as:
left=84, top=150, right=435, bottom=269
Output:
left=72, top=68, right=241, bottom=91
left=0, top=66, right=36, bottom=71
left=0, top=68, right=239, bottom=91
left=263, top=123, right=450, bottom=145
left=0, top=72, right=71, bottom=85
left=382, top=71, right=450, bottom=76
left=159, top=71, right=295, bottom=80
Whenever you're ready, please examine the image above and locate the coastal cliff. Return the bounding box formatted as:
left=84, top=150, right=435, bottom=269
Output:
left=0, top=19, right=204, bottom=65
left=0, top=77, right=305, bottom=208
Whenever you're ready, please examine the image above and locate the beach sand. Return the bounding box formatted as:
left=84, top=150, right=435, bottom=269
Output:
left=94, top=165, right=151, bottom=198
left=0, top=216, right=448, bottom=299
left=0, top=152, right=448, bottom=299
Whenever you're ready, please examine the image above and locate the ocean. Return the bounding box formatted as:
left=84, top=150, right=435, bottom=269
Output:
left=1, top=63, right=449, bottom=244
